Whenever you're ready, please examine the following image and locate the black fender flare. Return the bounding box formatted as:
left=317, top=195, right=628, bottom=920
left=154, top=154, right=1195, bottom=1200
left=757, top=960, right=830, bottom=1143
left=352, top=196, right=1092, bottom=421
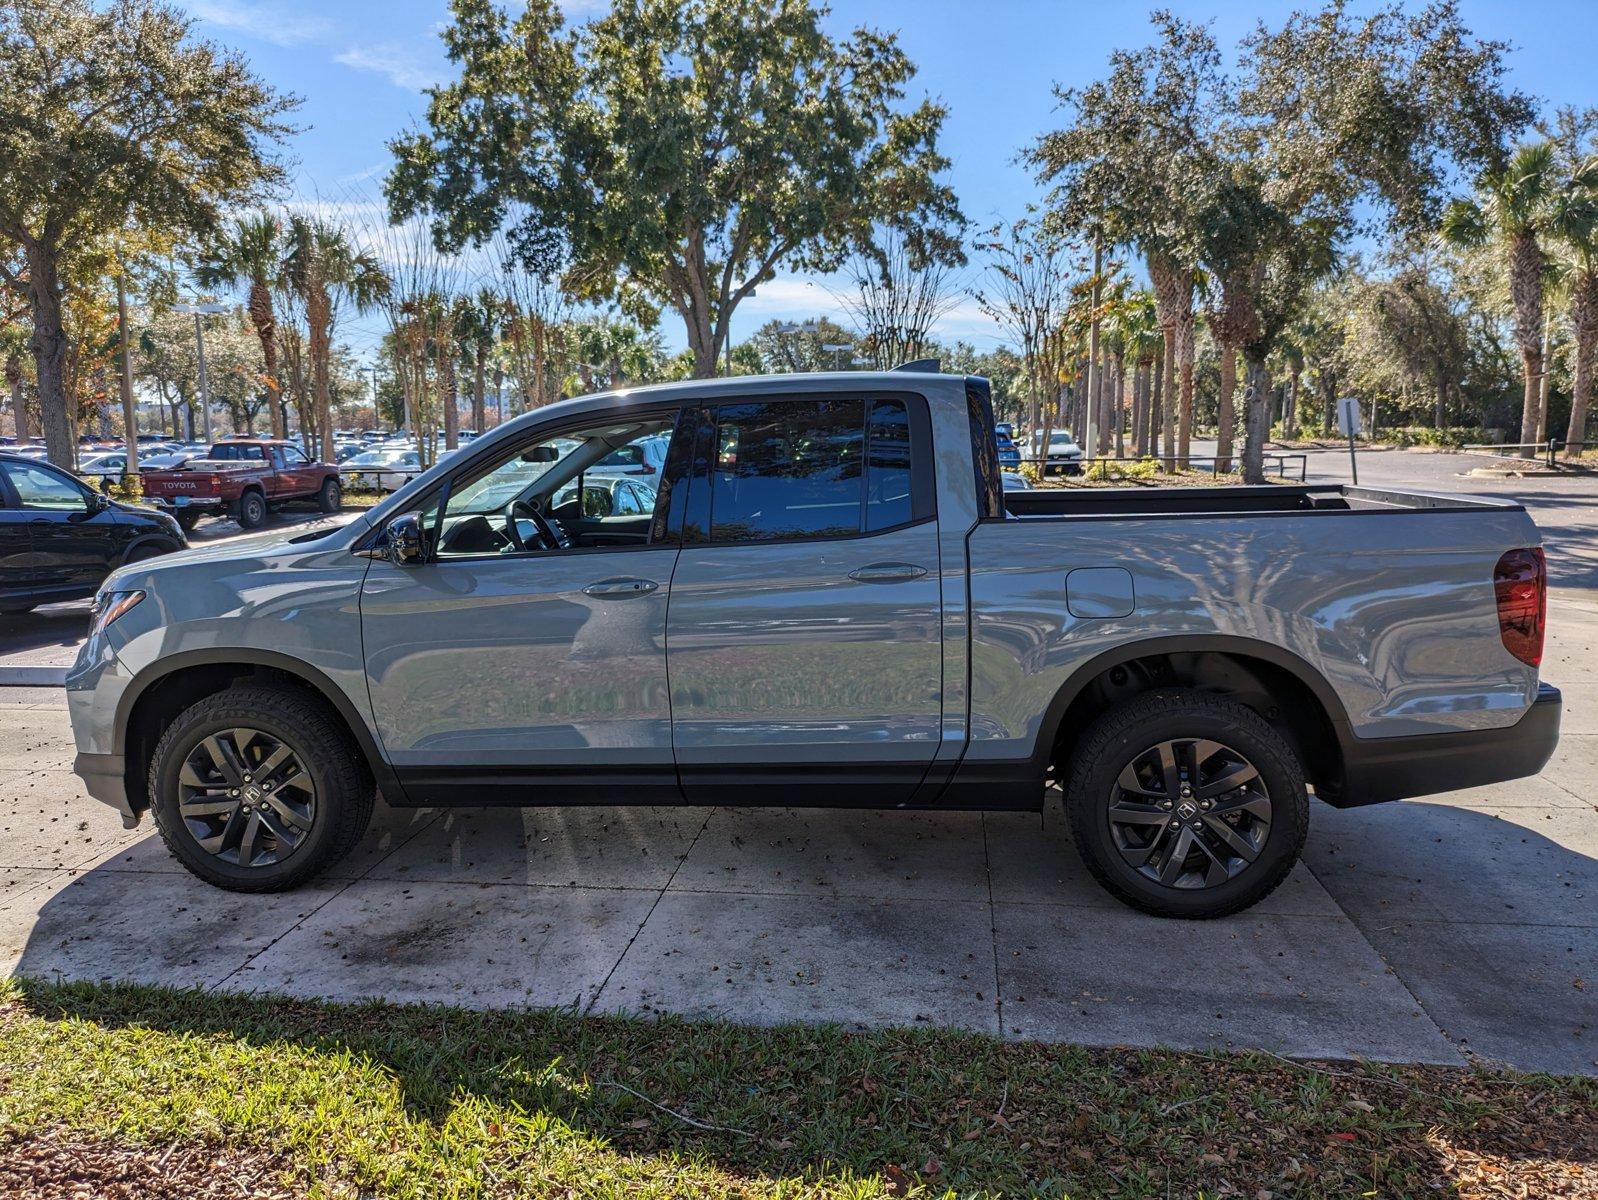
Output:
left=115, top=647, right=406, bottom=806
left=1029, top=633, right=1355, bottom=772
left=117, top=533, right=182, bottom=566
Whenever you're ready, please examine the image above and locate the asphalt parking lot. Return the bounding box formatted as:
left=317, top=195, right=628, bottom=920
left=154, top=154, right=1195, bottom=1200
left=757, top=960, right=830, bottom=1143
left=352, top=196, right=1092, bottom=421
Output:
left=0, top=455, right=1593, bottom=1075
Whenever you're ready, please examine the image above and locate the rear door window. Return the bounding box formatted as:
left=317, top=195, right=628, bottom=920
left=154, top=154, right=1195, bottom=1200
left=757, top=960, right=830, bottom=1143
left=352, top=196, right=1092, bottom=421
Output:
left=702, top=397, right=925, bottom=543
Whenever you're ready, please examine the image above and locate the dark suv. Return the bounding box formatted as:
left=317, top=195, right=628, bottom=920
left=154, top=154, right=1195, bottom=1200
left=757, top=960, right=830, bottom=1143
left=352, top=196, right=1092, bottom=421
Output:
left=0, top=452, right=186, bottom=615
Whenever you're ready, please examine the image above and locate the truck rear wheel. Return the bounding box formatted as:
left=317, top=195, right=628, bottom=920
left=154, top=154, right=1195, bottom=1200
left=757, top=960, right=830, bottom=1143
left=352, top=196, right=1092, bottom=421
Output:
left=317, top=477, right=342, bottom=513
left=148, top=684, right=375, bottom=892
left=1063, top=689, right=1308, bottom=919
left=237, top=490, right=267, bottom=529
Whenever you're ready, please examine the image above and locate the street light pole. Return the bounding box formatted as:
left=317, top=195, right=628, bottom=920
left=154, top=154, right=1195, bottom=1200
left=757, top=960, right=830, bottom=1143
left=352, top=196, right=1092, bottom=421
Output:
left=171, top=302, right=228, bottom=443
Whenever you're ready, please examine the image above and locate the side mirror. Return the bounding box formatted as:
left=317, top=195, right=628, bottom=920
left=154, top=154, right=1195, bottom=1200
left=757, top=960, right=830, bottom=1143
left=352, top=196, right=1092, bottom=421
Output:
left=386, top=511, right=429, bottom=565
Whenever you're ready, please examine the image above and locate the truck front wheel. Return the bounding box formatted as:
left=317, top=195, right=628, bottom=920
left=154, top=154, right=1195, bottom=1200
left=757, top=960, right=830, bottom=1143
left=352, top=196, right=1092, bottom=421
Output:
left=148, top=685, right=375, bottom=891
left=1063, top=689, right=1308, bottom=919
left=237, top=490, right=267, bottom=529
left=317, top=477, right=342, bottom=513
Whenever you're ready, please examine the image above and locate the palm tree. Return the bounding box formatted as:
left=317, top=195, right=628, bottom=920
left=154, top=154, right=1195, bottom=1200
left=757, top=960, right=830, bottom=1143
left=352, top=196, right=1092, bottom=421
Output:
left=1550, top=156, right=1598, bottom=455
left=1441, top=142, right=1559, bottom=457
left=196, top=213, right=287, bottom=438
left=1111, top=291, right=1161, bottom=458
left=282, top=217, right=388, bottom=461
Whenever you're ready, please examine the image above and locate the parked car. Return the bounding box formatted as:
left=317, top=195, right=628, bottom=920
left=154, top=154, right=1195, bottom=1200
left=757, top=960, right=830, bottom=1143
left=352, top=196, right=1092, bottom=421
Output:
left=552, top=475, right=658, bottom=518
left=1034, top=429, right=1085, bottom=475
left=341, top=448, right=424, bottom=493
left=69, top=369, right=1560, bottom=921
left=77, top=451, right=133, bottom=489
left=1001, top=470, right=1032, bottom=490
left=1, top=451, right=185, bottom=614
left=994, top=423, right=1021, bottom=467
left=139, top=439, right=342, bottom=531
left=584, top=433, right=671, bottom=487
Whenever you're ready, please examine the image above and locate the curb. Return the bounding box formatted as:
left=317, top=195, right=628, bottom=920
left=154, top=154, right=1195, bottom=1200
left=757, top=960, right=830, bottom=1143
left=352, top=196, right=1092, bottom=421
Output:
left=0, top=666, right=69, bottom=688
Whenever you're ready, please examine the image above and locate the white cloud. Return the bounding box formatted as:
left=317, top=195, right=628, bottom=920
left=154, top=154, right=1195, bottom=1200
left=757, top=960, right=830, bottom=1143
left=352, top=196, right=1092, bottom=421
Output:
left=185, top=0, right=334, bottom=47
left=334, top=42, right=440, bottom=92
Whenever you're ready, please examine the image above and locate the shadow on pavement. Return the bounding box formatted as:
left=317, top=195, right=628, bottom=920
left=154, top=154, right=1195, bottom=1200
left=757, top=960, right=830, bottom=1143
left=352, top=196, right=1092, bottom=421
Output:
left=8, top=800, right=1595, bottom=1075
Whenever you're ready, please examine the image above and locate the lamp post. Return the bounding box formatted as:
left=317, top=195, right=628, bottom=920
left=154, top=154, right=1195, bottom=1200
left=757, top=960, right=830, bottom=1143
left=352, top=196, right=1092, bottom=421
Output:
left=171, top=302, right=229, bottom=443
left=822, top=342, right=851, bottom=371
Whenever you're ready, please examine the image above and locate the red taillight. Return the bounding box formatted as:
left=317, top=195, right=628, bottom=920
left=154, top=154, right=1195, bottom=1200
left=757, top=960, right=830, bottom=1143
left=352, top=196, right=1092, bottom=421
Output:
left=1494, top=547, right=1546, bottom=666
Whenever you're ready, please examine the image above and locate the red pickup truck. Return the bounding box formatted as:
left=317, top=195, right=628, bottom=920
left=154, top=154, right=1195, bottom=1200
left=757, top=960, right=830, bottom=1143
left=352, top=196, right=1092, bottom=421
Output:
left=140, top=440, right=343, bottom=531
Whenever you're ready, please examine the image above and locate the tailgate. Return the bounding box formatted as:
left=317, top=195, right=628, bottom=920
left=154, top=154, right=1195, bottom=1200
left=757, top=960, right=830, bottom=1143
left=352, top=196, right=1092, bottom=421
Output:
left=142, top=469, right=221, bottom=499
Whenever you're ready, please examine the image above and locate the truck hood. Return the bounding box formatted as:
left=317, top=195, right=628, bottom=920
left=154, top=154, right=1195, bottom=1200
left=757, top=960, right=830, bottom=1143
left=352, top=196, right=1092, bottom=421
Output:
left=102, top=516, right=366, bottom=589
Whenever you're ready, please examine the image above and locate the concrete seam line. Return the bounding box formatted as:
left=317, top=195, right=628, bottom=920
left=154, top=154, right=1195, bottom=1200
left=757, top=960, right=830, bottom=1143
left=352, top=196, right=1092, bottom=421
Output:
left=1299, top=853, right=1466, bottom=1065
left=583, top=808, right=713, bottom=1018
left=982, top=810, right=1005, bottom=1038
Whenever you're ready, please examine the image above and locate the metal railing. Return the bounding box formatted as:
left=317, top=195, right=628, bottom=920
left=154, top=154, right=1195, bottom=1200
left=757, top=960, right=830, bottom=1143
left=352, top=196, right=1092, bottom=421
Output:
left=1014, top=453, right=1308, bottom=483
left=1462, top=440, right=1593, bottom=469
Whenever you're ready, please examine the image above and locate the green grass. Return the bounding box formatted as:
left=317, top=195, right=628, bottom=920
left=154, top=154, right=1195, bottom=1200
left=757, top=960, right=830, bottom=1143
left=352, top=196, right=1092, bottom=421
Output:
left=1, top=979, right=1593, bottom=1198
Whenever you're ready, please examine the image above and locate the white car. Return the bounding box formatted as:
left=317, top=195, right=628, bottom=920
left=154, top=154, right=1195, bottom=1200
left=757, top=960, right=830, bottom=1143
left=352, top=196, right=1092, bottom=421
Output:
left=341, top=448, right=423, bottom=493
left=78, top=452, right=132, bottom=487
left=1001, top=470, right=1032, bottom=490
left=1032, top=429, right=1085, bottom=476
left=584, top=433, right=671, bottom=488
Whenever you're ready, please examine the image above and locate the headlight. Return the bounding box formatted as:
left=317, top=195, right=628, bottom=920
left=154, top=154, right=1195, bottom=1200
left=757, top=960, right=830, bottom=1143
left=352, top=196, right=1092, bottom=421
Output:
left=89, top=590, right=144, bottom=637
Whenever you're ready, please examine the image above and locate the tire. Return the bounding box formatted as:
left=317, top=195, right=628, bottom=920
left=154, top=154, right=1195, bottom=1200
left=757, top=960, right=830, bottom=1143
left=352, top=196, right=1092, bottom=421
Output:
left=317, top=477, right=342, bottom=513
left=149, top=684, right=375, bottom=892
left=237, top=490, right=267, bottom=529
left=174, top=510, right=201, bottom=534
left=1063, top=689, right=1309, bottom=919
left=123, top=542, right=170, bottom=564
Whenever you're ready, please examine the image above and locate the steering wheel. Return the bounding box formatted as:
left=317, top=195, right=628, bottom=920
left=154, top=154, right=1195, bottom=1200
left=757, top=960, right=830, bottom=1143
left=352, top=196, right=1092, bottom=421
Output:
left=504, top=499, right=564, bottom=552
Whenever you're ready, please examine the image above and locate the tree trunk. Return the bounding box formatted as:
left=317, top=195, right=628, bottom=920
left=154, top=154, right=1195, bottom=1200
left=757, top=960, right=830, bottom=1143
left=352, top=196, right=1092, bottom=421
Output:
left=24, top=240, right=74, bottom=468
left=1534, top=316, right=1552, bottom=444
left=308, top=290, right=334, bottom=463
left=1176, top=302, right=1195, bottom=464
left=1241, top=355, right=1274, bottom=484
left=1216, top=341, right=1237, bottom=474
left=1508, top=230, right=1544, bottom=456
left=1434, top=376, right=1448, bottom=430
left=1284, top=357, right=1301, bottom=438
left=472, top=345, right=486, bottom=433
left=248, top=280, right=285, bottom=440
left=1566, top=273, right=1597, bottom=454
left=1160, top=329, right=1177, bottom=471
left=1321, top=370, right=1336, bottom=435
left=441, top=340, right=459, bottom=451
left=115, top=275, right=140, bottom=478
left=1150, top=352, right=1164, bottom=463
left=6, top=352, right=27, bottom=443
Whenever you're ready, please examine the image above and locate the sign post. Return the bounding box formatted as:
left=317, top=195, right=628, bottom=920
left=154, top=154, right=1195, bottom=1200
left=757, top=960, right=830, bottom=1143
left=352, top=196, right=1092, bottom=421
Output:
left=1336, top=396, right=1362, bottom=486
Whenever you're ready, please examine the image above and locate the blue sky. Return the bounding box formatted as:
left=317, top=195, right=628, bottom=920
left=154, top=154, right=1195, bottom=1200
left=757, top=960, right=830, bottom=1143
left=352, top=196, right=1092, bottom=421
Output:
left=180, top=0, right=1598, bottom=360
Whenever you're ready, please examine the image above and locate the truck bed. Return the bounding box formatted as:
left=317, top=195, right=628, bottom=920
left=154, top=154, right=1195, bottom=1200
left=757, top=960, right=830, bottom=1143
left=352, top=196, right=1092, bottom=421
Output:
left=1003, top=483, right=1522, bottom=519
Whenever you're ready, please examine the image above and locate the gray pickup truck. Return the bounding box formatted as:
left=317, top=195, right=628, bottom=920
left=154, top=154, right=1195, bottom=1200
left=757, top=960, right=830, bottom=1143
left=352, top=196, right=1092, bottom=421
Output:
left=67, top=368, right=1560, bottom=918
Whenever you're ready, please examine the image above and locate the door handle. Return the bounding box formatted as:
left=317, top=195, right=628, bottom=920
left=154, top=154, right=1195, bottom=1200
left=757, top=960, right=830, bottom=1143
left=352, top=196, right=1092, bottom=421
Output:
left=582, top=577, right=659, bottom=597
left=849, top=562, right=928, bottom=583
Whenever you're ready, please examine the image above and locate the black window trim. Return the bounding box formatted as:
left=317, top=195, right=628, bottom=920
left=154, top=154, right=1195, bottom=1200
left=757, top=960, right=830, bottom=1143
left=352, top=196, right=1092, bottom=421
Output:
left=681, top=389, right=937, bottom=550
left=0, top=455, right=94, bottom=510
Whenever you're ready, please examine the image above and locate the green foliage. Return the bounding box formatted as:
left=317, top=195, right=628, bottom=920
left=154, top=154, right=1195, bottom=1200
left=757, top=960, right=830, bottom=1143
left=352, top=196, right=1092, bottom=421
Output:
left=388, top=0, right=963, bottom=376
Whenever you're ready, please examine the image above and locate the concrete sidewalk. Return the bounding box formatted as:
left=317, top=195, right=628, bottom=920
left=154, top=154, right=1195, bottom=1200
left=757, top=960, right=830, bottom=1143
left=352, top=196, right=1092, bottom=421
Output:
left=0, top=588, right=1592, bottom=1073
